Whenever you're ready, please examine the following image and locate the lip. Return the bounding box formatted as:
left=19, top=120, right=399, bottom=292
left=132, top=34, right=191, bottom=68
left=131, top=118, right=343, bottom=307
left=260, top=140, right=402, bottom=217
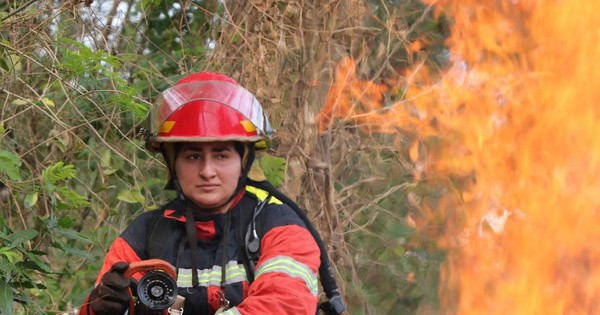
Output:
left=197, top=183, right=219, bottom=191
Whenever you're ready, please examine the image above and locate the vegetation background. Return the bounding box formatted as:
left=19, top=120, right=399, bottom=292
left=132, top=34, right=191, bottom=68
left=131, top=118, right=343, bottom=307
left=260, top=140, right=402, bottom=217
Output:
left=0, top=0, right=453, bottom=314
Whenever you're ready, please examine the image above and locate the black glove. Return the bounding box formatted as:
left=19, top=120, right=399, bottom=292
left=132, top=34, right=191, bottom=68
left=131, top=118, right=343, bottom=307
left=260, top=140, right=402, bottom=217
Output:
left=89, top=261, right=131, bottom=315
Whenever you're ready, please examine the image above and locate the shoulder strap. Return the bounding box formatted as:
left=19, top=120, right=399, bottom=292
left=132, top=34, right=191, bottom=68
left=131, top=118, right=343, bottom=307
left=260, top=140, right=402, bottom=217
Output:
left=147, top=211, right=179, bottom=259
left=235, top=194, right=260, bottom=282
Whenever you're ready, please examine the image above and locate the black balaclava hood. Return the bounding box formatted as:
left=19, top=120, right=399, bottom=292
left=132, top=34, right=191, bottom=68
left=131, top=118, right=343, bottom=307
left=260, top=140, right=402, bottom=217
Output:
left=163, top=142, right=255, bottom=212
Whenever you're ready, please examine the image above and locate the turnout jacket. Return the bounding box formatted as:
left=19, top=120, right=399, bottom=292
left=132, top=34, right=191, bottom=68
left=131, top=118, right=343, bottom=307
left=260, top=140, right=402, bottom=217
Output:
left=80, top=187, right=320, bottom=315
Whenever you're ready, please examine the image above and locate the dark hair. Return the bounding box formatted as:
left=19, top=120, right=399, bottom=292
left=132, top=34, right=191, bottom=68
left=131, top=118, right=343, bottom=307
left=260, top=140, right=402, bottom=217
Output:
left=173, top=142, right=244, bottom=157
left=234, top=142, right=245, bottom=158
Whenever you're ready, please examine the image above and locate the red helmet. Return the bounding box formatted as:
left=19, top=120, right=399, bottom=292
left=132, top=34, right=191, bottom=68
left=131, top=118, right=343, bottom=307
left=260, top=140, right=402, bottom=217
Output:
left=145, top=72, right=272, bottom=151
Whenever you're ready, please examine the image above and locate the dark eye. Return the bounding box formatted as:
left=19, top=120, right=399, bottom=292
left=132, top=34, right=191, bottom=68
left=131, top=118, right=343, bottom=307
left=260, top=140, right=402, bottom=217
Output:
left=188, top=154, right=200, bottom=160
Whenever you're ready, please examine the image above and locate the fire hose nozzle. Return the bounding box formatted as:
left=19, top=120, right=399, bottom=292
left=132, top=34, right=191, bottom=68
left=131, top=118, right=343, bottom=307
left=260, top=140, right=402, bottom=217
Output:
left=125, top=259, right=179, bottom=315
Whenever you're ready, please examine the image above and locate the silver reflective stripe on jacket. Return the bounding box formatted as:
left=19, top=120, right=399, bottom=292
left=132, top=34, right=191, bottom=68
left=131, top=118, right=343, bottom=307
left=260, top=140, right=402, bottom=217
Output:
left=217, top=306, right=242, bottom=315
left=177, top=261, right=247, bottom=288
left=255, top=255, right=318, bottom=296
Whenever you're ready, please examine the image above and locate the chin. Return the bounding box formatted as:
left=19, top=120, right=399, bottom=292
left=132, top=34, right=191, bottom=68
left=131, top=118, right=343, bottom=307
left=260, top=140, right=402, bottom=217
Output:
left=191, top=199, right=225, bottom=210
left=194, top=201, right=218, bottom=208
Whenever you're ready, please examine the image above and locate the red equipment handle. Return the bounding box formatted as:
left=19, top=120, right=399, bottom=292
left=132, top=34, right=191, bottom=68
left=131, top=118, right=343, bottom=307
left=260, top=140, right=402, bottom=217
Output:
left=124, top=259, right=177, bottom=280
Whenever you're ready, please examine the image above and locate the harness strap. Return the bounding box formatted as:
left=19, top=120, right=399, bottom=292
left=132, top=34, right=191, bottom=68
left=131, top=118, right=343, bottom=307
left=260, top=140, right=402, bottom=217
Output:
left=235, top=195, right=258, bottom=282
left=218, top=210, right=233, bottom=309
left=147, top=205, right=178, bottom=259
left=185, top=207, right=199, bottom=288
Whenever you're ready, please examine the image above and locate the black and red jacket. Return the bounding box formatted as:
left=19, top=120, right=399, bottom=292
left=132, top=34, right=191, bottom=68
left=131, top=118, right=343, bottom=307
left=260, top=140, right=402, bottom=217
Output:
left=80, top=186, right=320, bottom=315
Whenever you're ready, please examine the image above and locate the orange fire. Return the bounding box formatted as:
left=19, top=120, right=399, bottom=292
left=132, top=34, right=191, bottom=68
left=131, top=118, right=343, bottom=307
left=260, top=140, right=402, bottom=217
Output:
left=319, top=1, right=600, bottom=313
left=317, top=57, right=426, bottom=135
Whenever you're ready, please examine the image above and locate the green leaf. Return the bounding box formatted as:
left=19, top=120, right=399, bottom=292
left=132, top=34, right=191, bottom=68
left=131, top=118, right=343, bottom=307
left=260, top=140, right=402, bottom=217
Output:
left=103, top=168, right=117, bottom=175
left=52, top=228, right=92, bottom=244
left=0, top=282, right=13, bottom=315
left=8, top=53, right=21, bottom=72
left=11, top=99, right=29, bottom=106
left=141, top=0, right=162, bottom=10
left=57, top=216, right=73, bottom=228
left=0, top=229, right=8, bottom=241
left=100, top=150, right=117, bottom=175
left=7, top=229, right=38, bottom=248
left=40, top=97, right=55, bottom=107
left=0, top=151, right=21, bottom=180
left=52, top=136, right=67, bottom=153
left=0, top=255, right=17, bottom=273
left=0, top=248, right=21, bottom=264
left=54, top=243, right=93, bottom=259
left=42, top=162, right=77, bottom=184
left=100, top=150, right=111, bottom=168
left=24, top=192, right=38, bottom=209
left=259, top=155, right=287, bottom=187
left=51, top=241, right=92, bottom=259
left=54, top=186, right=90, bottom=208
left=117, top=188, right=145, bottom=204
left=18, top=254, right=52, bottom=274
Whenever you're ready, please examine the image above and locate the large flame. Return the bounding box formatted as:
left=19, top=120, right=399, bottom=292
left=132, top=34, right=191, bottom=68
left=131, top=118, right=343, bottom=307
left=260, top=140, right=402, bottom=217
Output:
left=319, top=1, right=600, bottom=313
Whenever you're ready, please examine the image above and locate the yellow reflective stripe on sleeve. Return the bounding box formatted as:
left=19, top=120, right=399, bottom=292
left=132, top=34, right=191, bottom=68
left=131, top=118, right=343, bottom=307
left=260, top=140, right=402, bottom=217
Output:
left=255, top=255, right=318, bottom=296
left=219, top=307, right=242, bottom=315
left=177, top=261, right=247, bottom=288
left=245, top=185, right=282, bottom=204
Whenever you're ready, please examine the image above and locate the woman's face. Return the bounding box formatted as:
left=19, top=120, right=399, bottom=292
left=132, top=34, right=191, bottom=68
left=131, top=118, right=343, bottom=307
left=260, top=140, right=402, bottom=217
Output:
left=175, top=141, right=242, bottom=212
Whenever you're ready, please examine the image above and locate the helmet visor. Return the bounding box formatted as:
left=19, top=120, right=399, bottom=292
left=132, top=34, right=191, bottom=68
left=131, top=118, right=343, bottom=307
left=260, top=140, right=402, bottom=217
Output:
left=149, top=81, right=273, bottom=139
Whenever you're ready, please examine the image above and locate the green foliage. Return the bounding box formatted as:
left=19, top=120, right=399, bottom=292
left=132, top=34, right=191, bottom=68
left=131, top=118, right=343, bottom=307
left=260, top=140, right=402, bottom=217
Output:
left=117, top=186, right=146, bottom=204
left=0, top=150, right=21, bottom=181
left=329, top=135, right=447, bottom=313
left=59, top=39, right=121, bottom=75
left=57, top=38, right=148, bottom=120
left=0, top=159, right=95, bottom=313
left=0, top=281, right=13, bottom=315
left=258, top=155, right=287, bottom=187
left=42, top=162, right=77, bottom=184
left=0, top=226, right=50, bottom=315
left=42, top=162, right=90, bottom=209
left=141, top=0, right=162, bottom=10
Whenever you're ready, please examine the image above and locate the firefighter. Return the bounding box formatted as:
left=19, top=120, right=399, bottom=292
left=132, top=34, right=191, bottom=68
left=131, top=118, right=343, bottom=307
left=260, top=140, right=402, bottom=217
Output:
left=80, top=72, right=321, bottom=315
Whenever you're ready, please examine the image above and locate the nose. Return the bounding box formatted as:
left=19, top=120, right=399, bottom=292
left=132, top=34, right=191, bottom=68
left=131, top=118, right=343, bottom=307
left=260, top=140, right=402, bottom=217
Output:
left=199, top=158, right=217, bottom=178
